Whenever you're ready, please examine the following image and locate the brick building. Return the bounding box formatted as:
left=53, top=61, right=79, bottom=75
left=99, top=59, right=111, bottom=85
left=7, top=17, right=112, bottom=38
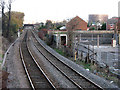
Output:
left=66, top=16, right=87, bottom=31
left=117, top=17, right=120, bottom=45
left=117, top=17, right=120, bottom=32
left=107, top=17, right=119, bottom=30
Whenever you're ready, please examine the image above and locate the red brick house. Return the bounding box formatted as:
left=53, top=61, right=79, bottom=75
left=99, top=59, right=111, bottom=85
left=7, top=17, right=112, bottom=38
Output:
left=107, top=17, right=119, bottom=30
left=66, top=16, right=87, bottom=31
left=117, top=17, right=120, bottom=45
left=117, top=17, right=120, bottom=33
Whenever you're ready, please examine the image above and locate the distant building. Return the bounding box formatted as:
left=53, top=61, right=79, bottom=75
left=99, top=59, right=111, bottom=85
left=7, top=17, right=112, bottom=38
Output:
left=117, top=17, right=120, bottom=32
left=66, top=16, right=87, bottom=31
left=34, top=22, right=44, bottom=29
left=117, top=17, right=120, bottom=45
left=88, top=14, right=108, bottom=24
left=107, top=17, right=119, bottom=30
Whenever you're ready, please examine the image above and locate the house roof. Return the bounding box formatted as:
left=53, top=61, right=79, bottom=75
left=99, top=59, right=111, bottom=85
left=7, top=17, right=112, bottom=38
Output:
left=66, top=16, right=87, bottom=30
left=107, top=17, right=118, bottom=24
left=60, top=26, right=66, bottom=30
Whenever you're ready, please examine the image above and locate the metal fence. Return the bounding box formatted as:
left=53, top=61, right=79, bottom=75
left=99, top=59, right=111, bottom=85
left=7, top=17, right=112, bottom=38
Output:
left=73, top=33, right=119, bottom=69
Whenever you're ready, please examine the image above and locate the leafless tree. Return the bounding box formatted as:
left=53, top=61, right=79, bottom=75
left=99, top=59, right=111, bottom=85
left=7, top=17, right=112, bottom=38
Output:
left=6, top=0, right=11, bottom=38
left=0, top=0, right=5, bottom=36
left=6, top=0, right=15, bottom=38
left=66, top=17, right=79, bottom=56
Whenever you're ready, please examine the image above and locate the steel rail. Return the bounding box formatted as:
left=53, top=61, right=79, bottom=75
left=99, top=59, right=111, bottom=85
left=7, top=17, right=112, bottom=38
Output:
left=31, top=30, right=103, bottom=90
left=19, top=31, right=55, bottom=89
left=19, top=32, right=35, bottom=89
left=27, top=37, right=56, bottom=89
left=32, top=38, right=83, bottom=89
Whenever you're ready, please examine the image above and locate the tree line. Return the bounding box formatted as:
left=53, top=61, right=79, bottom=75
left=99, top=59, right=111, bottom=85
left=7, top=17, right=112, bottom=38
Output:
left=38, top=20, right=67, bottom=30
left=0, top=0, right=24, bottom=42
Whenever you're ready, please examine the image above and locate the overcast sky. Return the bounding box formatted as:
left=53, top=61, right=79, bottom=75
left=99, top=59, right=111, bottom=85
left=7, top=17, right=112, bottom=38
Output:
left=10, top=0, right=120, bottom=23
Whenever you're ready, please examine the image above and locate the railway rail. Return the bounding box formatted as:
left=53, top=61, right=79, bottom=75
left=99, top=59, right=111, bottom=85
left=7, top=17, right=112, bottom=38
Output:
left=31, top=30, right=103, bottom=90
left=19, top=30, right=55, bottom=89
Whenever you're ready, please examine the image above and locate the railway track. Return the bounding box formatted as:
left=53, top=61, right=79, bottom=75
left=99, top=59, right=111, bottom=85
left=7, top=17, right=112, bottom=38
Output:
left=31, top=30, right=103, bottom=90
left=19, top=30, right=55, bottom=89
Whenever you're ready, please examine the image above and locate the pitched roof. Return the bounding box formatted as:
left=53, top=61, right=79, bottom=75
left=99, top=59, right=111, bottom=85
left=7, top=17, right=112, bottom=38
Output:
left=67, top=16, right=87, bottom=30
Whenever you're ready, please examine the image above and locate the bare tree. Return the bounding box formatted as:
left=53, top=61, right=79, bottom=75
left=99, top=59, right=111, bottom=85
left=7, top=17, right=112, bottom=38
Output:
left=66, top=16, right=79, bottom=56
left=6, top=0, right=11, bottom=38
left=6, top=0, right=15, bottom=38
left=45, top=20, right=53, bottom=29
left=0, top=0, right=5, bottom=36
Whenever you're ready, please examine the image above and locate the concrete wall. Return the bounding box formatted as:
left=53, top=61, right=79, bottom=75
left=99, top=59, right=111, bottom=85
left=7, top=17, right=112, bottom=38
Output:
left=53, top=34, right=67, bottom=47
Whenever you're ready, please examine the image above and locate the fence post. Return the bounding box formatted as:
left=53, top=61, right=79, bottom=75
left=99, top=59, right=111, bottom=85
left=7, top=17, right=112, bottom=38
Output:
left=88, top=44, right=90, bottom=63
left=97, top=34, right=99, bottom=48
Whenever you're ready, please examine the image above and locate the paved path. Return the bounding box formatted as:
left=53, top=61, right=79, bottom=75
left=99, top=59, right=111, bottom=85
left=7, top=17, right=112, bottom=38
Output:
left=5, top=33, right=30, bottom=88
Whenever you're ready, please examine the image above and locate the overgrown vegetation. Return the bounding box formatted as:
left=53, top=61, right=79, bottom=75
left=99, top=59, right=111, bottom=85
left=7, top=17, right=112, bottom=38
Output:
left=53, top=47, right=119, bottom=86
left=38, top=20, right=67, bottom=30
left=54, top=48, right=65, bottom=56
left=1, top=0, right=24, bottom=42
left=2, top=11, right=24, bottom=42
left=75, top=59, right=119, bottom=86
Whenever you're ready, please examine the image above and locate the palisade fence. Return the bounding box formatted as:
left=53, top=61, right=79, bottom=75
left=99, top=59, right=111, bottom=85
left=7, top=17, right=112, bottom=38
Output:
left=35, top=28, right=119, bottom=69
left=73, top=34, right=119, bottom=69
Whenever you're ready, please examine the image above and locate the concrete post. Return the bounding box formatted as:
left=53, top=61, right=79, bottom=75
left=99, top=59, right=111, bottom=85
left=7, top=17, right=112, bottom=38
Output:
left=88, top=44, right=90, bottom=63
left=59, top=35, right=61, bottom=48
left=56, top=35, right=59, bottom=48
left=18, top=29, right=20, bottom=37
left=58, top=34, right=61, bottom=48
left=97, top=34, right=99, bottom=48
left=92, top=34, right=93, bottom=41
left=81, top=52, right=83, bottom=60
left=80, top=34, right=81, bottom=41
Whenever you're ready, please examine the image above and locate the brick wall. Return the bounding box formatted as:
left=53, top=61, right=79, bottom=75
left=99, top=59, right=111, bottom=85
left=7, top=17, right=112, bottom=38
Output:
left=118, top=18, right=120, bottom=33
left=66, top=16, right=87, bottom=31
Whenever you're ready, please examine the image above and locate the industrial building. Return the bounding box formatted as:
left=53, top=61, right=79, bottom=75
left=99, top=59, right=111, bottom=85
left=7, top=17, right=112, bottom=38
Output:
left=88, top=14, right=108, bottom=24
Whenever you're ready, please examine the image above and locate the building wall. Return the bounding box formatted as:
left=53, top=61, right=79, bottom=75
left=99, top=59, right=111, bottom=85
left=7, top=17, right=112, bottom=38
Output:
left=107, top=24, right=116, bottom=30
left=53, top=34, right=67, bottom=47
left=118, top=18, right=120, bottom=44
left=66, top=16, right=87, bottom=31
left=107, top=17, right=119, bottom=30
left=118, top=18, right=120, bottom=32
left=89, top=14, right=108, bottom=24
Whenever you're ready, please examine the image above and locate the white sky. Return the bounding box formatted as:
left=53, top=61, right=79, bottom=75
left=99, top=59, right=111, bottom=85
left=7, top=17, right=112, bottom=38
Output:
left=10, top=0, right=120, bottom=23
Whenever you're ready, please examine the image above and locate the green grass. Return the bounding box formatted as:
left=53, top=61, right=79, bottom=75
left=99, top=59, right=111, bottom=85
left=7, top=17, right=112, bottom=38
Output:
left=0, top=54, right=4, bottom=58
left=0, top=60, right=2, bottom=63
left=76, top=60, right=91, bottom=70
left=53, top=48, right=119, bottom=86
left=54, top=48, right=65, bottom=56
left=0, top=54, right=2, bottom=57
left=0, top=54, right=3, bottom=61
